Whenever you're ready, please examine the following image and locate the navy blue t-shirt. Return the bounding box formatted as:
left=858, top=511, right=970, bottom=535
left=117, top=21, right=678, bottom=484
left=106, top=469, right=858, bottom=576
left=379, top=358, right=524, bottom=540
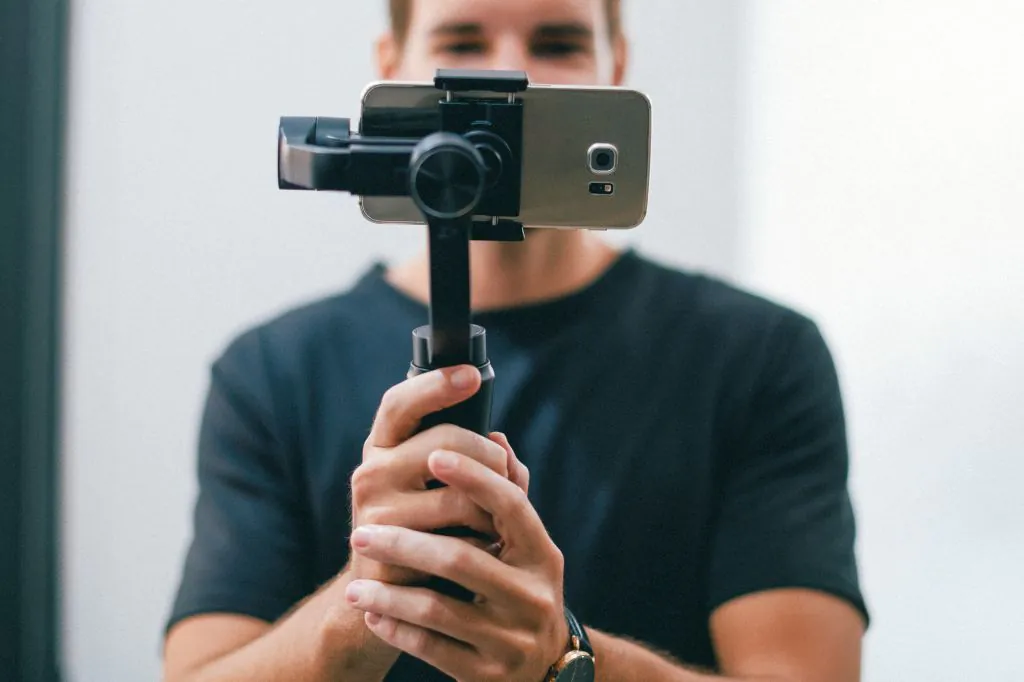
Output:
left=167, top=249, right=868, bottom=677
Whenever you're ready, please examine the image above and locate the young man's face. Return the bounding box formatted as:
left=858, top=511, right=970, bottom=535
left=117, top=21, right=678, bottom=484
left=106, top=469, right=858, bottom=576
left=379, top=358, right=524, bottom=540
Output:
left=378, top=0, right=627, bottom=86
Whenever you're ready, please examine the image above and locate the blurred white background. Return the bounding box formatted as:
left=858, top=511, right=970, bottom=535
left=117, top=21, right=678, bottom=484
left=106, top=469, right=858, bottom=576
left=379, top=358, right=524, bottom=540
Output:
left=60, top=1, right=1024, bottom=680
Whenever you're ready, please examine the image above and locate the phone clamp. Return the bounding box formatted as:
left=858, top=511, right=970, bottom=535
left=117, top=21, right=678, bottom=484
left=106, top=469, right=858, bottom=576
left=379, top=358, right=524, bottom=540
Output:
left=278, top=66, right=537, bottom=425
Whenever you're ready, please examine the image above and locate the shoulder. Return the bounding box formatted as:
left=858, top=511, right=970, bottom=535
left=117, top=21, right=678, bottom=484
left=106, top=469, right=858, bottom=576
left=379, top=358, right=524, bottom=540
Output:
left=631, top=253, right=822, bottom=355
left=207, top=266, right=407, bottom=430
left=217, top=267, right=393, bottom=372
left=624, top=254, right=840, bottom=428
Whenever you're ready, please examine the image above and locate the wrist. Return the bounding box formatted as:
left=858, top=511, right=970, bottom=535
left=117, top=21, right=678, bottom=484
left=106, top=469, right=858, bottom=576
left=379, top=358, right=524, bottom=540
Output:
left=315, top=571, right=401, bottom=679
left=544, top=607, right=596, bottom=682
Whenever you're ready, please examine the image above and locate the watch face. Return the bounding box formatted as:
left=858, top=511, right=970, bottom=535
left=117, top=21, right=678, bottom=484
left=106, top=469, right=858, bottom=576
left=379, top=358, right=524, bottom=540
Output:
left=556, top=655, right=595, bottom=682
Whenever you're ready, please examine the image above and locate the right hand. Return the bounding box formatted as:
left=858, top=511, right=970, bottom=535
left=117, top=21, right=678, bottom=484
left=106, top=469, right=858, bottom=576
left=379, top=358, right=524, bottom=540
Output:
left=348, top=364, right=518, bottom=587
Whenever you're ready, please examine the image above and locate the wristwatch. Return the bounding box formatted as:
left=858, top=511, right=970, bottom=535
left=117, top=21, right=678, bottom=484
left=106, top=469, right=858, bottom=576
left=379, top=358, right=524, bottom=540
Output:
left=545, top=607, right=596, bottom=682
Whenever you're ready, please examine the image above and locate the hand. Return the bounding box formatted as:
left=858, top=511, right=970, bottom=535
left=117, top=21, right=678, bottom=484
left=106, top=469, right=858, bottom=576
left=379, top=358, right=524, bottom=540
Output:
left=344, top=441, right=569, bottom=682
left=348, top=365, right=518, bottom=587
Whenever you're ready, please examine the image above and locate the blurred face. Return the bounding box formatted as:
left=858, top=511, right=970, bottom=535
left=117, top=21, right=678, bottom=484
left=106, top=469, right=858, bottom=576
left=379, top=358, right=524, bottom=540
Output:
left=379, top=0, right=626, bottom=86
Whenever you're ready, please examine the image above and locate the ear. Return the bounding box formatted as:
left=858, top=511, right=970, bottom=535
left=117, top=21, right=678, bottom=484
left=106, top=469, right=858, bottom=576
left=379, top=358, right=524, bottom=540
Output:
left=611, top=34, right=629, bottom=86
left=376, top=32, right=402, bottom=80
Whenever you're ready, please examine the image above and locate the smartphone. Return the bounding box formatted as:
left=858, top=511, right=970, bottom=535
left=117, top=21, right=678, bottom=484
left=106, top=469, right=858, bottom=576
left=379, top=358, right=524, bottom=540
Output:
left=357, top=81, right=652, bottom=230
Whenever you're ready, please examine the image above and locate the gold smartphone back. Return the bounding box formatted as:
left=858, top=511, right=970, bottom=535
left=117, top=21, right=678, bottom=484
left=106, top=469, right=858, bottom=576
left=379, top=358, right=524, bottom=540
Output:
left=358, top=81, right=651, bottom=230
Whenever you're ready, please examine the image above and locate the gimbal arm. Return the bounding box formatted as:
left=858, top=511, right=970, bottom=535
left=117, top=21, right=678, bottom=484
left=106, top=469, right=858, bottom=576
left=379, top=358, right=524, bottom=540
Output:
left=278, top=116, right=417, bottom=196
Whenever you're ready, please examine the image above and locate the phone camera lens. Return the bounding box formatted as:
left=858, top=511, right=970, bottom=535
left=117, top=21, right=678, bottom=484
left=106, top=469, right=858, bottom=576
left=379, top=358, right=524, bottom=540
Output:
left=588, top=144, right=618, bottom=174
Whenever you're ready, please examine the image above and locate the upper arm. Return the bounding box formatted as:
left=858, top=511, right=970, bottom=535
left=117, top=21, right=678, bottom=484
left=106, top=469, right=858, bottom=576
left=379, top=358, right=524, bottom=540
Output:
left=711, top=588, right=864, bottom=682
left=163, top=329, right=313, bottom=674
left=707, top=312, right=869, bottom=680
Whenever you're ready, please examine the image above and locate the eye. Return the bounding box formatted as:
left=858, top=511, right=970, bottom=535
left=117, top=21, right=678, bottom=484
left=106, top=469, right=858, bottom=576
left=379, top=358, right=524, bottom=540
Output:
left=440, top=42, right=486, bottom=55
left=531, top=42, right=587, bottom=58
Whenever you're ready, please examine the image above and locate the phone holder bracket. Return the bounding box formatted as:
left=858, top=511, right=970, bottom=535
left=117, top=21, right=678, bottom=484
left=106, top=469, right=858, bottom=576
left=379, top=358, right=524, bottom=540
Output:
left=277, top=68, right=532, bottom=367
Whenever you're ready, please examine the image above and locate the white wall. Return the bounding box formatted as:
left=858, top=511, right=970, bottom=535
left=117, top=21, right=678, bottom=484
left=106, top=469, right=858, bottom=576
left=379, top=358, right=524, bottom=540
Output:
left=64, top=0, right=1024, bottom=679
left=60, top=1, right=741, bottom=680
left=736, top=2, right=1024, bottom=680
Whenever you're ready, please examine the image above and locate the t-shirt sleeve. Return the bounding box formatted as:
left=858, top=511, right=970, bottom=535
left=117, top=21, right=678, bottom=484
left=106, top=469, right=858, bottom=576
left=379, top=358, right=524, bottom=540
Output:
left=708, top=312, right=869, bottom=626
left=165, top=328, right=313, bottom=634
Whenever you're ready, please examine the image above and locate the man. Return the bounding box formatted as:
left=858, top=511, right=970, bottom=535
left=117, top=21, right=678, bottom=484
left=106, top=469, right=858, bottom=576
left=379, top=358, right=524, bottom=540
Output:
left=163, top=1, right=869, bottom=680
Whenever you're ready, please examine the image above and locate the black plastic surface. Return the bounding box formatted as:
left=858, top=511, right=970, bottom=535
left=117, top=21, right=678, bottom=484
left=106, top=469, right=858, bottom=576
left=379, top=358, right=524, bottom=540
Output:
left=434, top=68, right=529, bottom=93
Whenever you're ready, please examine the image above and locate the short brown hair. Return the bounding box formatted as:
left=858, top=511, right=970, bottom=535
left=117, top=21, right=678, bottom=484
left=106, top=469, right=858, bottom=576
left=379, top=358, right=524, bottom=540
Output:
left=388, top=0, right=622, bottom=45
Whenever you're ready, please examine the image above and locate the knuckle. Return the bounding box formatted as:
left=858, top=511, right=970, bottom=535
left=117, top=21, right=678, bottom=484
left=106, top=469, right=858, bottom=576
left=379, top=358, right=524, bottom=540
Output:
left=410, top=626, right=433, bottom=657
left=379, top=614, right=399, bottom=640
left=376, top=385, right=405, bottom=425
left=539, top=591, right=561, bottom=620
left=481, top=660, right=510, bottom=682
left=504, top=486, right=531, bottom=519
left=487, top=659, right=516, bottom=679
left=441, top=544, right=468, bottom=575
left=419, top=596, right=447, bottom=624
left=359, top=505, right=385, bottom=526
left=549, top=544, right=565, bottom=574
left=349, top=465, right=374, bottom=504
left=349, top=460, right=390, bottom=507
left=522, top=584, right=560, bottom=622
left=502, top=633, right=531, bottom=669
left=523, top=586, right=548, bottom=613
left=380, top=384, right=402, bottom=411
left=519, top=463, right=531, bottom=488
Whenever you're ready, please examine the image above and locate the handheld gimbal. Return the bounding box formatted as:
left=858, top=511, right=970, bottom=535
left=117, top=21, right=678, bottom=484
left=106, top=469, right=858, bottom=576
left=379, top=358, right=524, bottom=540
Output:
left=278, top=69, right=535, bottom=603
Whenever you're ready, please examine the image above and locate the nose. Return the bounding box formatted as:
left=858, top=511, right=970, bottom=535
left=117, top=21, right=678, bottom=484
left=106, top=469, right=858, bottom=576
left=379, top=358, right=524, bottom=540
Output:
left=488, top=36, right=530, bottom=73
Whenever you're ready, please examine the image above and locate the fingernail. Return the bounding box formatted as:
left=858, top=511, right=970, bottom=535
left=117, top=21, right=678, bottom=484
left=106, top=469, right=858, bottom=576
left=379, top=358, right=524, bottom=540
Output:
left=346, top=582, right=365, bottom=604
left=366, top=612, right=382, bottom=626
left=351, top=526, right=375, bottom=549
left=450, top=366, right=477, bottom=390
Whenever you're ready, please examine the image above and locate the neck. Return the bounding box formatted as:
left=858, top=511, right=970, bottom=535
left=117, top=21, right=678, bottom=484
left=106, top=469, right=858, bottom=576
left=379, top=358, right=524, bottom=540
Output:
left=385, top=228, right=622, bottom=311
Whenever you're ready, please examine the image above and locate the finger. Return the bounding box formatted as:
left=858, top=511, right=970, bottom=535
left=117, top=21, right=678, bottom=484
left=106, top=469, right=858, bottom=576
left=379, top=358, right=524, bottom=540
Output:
left=363, top=614, right=482, bottom=681
left=489, top=432, right=529, bottom=494
left=395, top=424, right=508, bottom=487
left=428, top=451, right=549, bottom=562
left=347, top=580, right=500, bottom=649
left=384, top=487, right=499, bottom=538
left=350, top=524, right=512, bottom=600
left=368, top=365, right=481, bottom=448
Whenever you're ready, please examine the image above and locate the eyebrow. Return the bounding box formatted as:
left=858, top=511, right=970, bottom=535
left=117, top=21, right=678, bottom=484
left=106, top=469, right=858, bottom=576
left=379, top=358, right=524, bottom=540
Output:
left=534, top=22, right=594, bottom=40
left=430, top=22, right=482, bottom=38
left=429, top=21, right=594, bottom=40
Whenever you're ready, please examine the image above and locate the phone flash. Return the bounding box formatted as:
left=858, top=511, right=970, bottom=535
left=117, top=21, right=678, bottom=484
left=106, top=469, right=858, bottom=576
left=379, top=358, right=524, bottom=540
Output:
left=589, top=182, right=615, bottom=196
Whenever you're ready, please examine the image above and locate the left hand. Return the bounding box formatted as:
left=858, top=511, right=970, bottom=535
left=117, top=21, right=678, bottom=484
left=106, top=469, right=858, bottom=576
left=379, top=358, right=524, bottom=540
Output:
left=344, top=434, right=570, bottom=682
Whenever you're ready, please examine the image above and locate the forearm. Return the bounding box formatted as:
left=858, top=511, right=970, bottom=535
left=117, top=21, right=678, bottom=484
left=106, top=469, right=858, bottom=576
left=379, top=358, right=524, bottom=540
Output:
left=183, top=571, right=400, bottom=682
left=588, top=628, right=781, bottom=682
